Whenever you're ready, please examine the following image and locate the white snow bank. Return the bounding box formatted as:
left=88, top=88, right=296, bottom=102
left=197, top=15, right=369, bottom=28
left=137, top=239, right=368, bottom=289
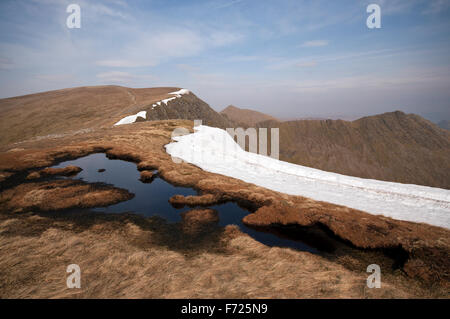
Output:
left=116, top=88, right=191, bottom=123
left=169, top=88, right=190, bottom=97
left=151, top=88, right=190, bottom=109
left=162, top=97, right=177, bottom=105
left=165, top=125, right=450, bottom=229
left=114, top=111, right=146, bottom=126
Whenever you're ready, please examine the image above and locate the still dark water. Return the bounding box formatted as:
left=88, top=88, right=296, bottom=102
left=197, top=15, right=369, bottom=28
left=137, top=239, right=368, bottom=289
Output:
left=53, top=153, right=318, bottom=253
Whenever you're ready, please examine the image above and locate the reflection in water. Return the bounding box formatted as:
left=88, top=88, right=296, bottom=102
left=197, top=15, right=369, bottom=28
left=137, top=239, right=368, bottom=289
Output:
left=53, top=153, right=320, bottom=253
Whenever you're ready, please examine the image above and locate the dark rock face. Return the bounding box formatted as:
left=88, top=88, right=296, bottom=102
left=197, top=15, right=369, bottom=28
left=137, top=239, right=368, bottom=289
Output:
left=145, top=92, right=236, bottom=129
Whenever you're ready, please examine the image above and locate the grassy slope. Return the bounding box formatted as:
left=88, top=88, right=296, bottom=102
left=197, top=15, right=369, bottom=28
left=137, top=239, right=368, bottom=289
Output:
left=0, top=86, right=177, bottom=146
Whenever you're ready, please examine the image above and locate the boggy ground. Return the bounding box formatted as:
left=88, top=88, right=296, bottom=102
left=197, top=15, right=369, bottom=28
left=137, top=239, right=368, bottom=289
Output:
left=0, top=120, right=449, bottom=298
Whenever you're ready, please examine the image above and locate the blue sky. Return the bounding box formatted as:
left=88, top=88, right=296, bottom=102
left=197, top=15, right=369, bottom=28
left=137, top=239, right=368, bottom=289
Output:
left=0, top=0, right=449, bottom=121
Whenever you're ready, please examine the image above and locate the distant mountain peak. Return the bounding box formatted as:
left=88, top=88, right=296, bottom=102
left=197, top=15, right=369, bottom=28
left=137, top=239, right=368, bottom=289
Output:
left=220, top=105, right=278, bottom=127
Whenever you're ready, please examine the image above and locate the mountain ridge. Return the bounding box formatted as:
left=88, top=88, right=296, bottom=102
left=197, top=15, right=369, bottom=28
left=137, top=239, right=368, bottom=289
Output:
left=256, top=110, right=450, bottom=189
left=220, top=105, right=278, bottom=127
left=1, top=86, right=448, bottom=189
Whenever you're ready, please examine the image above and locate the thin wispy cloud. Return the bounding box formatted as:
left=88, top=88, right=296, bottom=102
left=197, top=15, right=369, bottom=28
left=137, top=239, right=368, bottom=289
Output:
left=96, top=71, right=134, bottom=83
left=366, top=0, right=450, bottom=15
left=291, top=72, right=450, bottom=93
left=35, top=74, right=76, bottom=83
left=96, top=28, right=242, bottom=68
left=422, top=0, right=450, bottom=14
left=0, top=57, right=14, bottom=70
left=295, top=61, right=317, bottom=68
left=96, top=60, right=143, bottom=68
left=212, top=0, right=245, bottom=9
left=88, top=3, right=129, bottom=19
left=301, top=40, right=329, bottom=48
left=96, top=71, right=156, bottom=85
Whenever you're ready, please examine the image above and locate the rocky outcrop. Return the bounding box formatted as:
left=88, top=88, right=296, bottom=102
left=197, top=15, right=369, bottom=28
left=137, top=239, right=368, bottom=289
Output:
left=145, top=91, right=235, bottom=128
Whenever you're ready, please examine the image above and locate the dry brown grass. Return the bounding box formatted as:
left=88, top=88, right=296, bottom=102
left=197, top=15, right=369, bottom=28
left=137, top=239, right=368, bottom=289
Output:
left=26, top=165, right=82, bottom=180
left=0, top=211, right=441, bottom=299
left=0, top=171, right=13, bottom=183
left=0, top=180, right=133, bottom=212
left=169, top=194, right=225, bottom=208
left=139, top=171, right=155, bottom=183
left=180, top=209, right=220, bottom=236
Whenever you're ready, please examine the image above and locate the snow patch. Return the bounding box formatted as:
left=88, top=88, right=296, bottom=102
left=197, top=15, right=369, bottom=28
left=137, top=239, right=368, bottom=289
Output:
left=169, top=88, right=190, bottom=97
left=115, top=88, right=190, bottom=124
left=162, top=97, right=177, bottom=105
left=151, top=88, right=190, bottom=109
left=114, top=111, right=146, bottom=126
left=165, top=125, right=450, bottom=229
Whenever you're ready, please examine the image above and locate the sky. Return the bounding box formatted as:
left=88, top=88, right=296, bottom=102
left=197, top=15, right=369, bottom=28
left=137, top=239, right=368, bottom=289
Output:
left=0, top=0, right=449, bottom=121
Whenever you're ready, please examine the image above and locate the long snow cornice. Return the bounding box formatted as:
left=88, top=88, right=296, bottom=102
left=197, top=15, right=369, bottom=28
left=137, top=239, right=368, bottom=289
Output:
left=166, top=125, right=450, bottom=229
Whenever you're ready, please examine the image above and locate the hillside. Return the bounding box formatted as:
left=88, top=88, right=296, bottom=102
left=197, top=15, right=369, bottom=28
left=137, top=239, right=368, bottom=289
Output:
left=257, top=111, right=450, bottom=189
left=221, top=105, right=278, bottom=127
left=0, top=86, right=233, bottom=147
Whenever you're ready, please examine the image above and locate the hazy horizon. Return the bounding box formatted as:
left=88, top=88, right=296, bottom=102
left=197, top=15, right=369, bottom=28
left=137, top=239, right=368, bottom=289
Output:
left=0, top=0, right=449, bottom=122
